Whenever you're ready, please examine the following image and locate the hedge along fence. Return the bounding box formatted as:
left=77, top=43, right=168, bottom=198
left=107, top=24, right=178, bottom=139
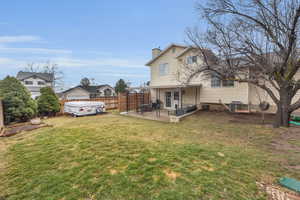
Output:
left=60, top=96, right=119, bottom=114
left=118, top=92, right=150, bottom=112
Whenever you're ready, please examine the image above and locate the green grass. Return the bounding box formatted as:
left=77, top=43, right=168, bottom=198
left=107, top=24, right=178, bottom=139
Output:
left=0, top=112, right=298, bottom=200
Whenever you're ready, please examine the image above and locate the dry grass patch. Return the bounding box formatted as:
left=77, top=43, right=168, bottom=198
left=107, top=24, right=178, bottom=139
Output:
left=0, top=111, right=299, bottom=200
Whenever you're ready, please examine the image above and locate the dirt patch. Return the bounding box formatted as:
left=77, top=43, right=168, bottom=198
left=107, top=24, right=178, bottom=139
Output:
left=228, top=112, right=276, bottom=125
left=269, top=127, right=300, bottom=170
left=1, top=123, right=51, bottom=137
left=110, top=169, right=118, bottom=175
left=164, top=169, right=181, bottom=181
left=148, top=158, right=157, bottom=162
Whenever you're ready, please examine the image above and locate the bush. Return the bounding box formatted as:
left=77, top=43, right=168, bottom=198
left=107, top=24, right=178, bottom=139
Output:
left=0, top=76, right=37, bottom=124
left=37, top=87, right=60, bottom=117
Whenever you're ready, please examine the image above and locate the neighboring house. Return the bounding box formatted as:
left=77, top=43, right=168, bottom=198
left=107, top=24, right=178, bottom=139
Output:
left=60, top=85, right=115, bottom=100
left=146, top=43, right=300, bottom=113
left=128, top=86, right=150, bottom=93
left=16, top=71, right=54, bottom=99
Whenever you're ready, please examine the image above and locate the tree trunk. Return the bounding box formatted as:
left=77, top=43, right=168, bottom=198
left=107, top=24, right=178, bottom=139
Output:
left=273, top=89, right=292, bottom=128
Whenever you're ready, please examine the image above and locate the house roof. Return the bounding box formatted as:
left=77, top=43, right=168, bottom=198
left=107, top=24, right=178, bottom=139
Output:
left=176, top=46, right=218, bottom=61
left=62, top=84, right=113, bottom=94
left=16, top=71, right=54, bottom=82
left=145, top=44, right=217, bottom=66
left=145, top=43, right=188, bottom=66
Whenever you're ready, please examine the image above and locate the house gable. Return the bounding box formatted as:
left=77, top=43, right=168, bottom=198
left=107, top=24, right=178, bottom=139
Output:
left=147, top=45, right=187, bottom=87
left=62, top=87, right=90, bottom=100
left=146, top=44, right=187, bottom=66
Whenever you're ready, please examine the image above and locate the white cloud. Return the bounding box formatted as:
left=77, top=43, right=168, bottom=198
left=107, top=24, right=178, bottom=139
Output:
left=0, top=57, right=15, bottom=64
left=0, top=47, right=72, bottom=55
left=0, top=35, right=42, bottom=43
left=52, top=57, right=144, bottom=68
left=101, top=72, right=148, bottom=78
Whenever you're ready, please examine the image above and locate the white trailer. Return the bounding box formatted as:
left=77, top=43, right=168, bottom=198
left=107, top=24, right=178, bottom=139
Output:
left=64, top=101, right=106, bottom=117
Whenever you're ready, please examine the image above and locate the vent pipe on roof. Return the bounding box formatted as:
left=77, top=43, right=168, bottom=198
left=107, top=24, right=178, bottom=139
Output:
left=152, top=47, right=161, bottom=59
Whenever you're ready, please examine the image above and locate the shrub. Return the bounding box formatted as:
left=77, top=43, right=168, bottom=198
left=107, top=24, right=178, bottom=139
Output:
left=37, top=87, right=60, bottom=117
left=0, top=76, right=37, bottom=124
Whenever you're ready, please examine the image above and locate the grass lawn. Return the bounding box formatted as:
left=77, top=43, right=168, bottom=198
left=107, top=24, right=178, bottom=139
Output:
left=0, top=111, right=299, bottom=200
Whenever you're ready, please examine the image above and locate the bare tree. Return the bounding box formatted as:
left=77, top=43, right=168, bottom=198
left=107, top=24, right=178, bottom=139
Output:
left=184, top=0, right=300, bottom=127
left=25, top=61, right=64, bottom=91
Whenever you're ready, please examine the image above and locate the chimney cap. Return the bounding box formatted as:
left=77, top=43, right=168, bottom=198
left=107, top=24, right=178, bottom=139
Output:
left=152, top=47, right=161, bottom=50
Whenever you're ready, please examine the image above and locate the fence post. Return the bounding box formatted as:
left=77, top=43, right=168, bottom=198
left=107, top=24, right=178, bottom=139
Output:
left=118, top=93, right=122, bottom=112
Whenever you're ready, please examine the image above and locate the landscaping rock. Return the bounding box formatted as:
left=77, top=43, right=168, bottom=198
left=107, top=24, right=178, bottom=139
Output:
left=30, top=118, right=41, bottom=125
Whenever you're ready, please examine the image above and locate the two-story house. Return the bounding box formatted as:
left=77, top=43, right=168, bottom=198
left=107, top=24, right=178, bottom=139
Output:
left=146, top=44, right=300, bottom=113
left=16, top=71, right=54, bottom=99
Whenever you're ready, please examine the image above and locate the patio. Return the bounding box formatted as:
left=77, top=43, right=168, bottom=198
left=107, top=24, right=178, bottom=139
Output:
left=123, top=108, right=201, bottom=123
left=125, top=110, right=171, bottom=122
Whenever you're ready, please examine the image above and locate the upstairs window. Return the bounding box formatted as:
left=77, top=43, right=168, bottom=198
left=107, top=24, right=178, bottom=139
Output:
left=159, top=63, right=169, bottom=76
left=187, top=56, right=197, bottom=64
left=222, top=79, right=234, bottom=87
left=211, top=74, right=221, bottom=88
left=38, top=81, right=45, bottom=85
left=25, top=81, right=33, bottom=85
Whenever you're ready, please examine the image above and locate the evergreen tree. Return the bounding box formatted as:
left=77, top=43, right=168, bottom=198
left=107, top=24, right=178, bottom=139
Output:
left=37, top=87, right=60, bottom=117
left=115, top=79, right=128, bottom=94
left=80, top=78, right=91, bottom=87
left=0, top=76, right=37, bottom=124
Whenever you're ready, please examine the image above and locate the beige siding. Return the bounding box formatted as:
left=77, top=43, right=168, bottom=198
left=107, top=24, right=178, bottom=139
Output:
left=150, top=46, right=186, bottom=87
left=63, top=88, right=90, bottom=100
left=199, top=78, right=249, bottom=104
left=182, top=87, right=201, bottom=106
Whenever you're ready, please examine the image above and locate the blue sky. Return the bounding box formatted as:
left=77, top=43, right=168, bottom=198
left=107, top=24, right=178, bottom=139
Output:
left=0, top=0, right=200, bottom=89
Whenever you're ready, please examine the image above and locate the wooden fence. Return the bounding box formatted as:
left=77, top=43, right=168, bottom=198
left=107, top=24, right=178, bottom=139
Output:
left=59, top=93, right=151, bottom=114
left=118, top=92, right=150, bottom=112
left=60, top=96, right=119, bottom=114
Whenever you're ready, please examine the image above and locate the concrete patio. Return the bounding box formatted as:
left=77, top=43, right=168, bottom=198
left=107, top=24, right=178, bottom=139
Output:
left=122, top=109, right=200, bottom=123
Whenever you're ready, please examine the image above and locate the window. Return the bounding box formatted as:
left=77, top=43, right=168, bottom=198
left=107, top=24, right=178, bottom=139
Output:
left=25, top=81, right=33, bottom=85
left=187, top=56, right=197, bottom=64
left=222, top=79, right=234, bottom=87
left=159, top=63, right=168, bottom=76
left=211, top=74, right=221, bottom=88
left=174, top=91, right=179, bottom=100
left=38, top=81, right=45, bottom=85
left=172, top=48, right=176, bottom=53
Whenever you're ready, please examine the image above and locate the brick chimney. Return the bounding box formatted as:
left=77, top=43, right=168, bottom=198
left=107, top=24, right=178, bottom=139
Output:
left=152, top=47, right=161, bottom=58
